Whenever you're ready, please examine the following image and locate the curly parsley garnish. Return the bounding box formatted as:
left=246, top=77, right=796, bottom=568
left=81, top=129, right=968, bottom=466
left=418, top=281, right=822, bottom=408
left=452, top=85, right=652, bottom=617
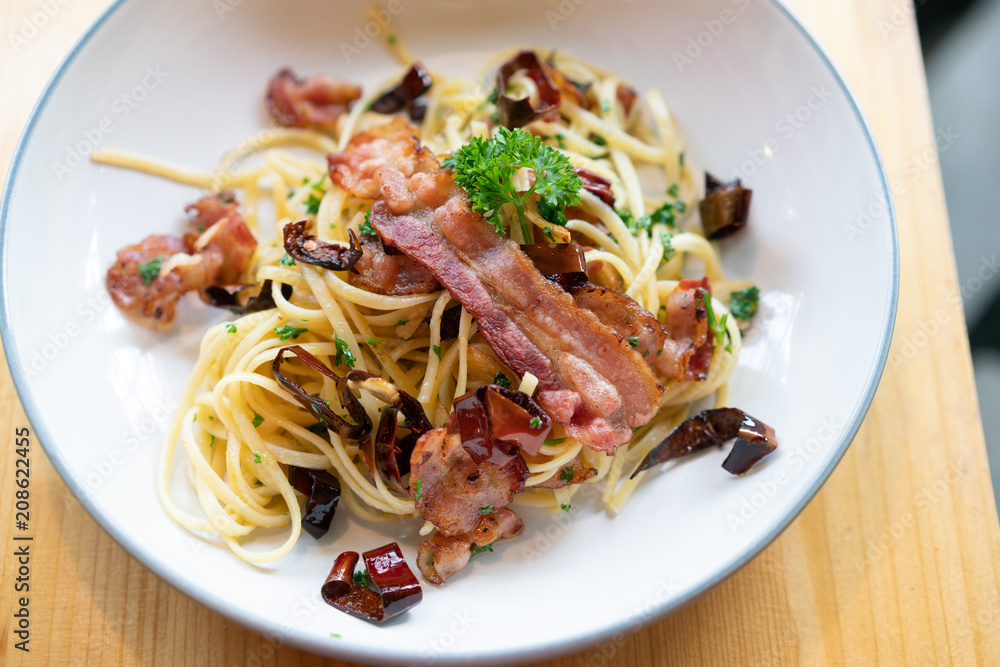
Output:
left=559, top=467, right=574, bottom=483
left=451, top=127, right=582, bottom=242
left=493, top=372, right=512, bottom=389
left=413, top=480, right=423, bottom=500
left=353, top=569, right=371, bottom=587
left=360, top=208, right=375, bottom=236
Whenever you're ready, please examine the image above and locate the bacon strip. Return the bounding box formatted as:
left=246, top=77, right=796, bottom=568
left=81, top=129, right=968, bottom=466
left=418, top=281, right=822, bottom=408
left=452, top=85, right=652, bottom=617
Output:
left=266, top=68, right=361, bottom=129
left=106, top=193, right=256, bottom=328
left=410, top=428, right=528, bottom=536
left=567, top=279, right=714, bottom=382
left=329, top=122, right=663, bottom=452
left=417, top=508, right=524, bottom=585
left=349, top=234, right=441, bottom=295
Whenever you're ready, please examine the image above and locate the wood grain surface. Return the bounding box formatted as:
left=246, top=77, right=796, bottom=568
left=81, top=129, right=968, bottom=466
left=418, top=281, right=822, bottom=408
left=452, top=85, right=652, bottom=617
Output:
left=2, top=0, right=999, bottom=664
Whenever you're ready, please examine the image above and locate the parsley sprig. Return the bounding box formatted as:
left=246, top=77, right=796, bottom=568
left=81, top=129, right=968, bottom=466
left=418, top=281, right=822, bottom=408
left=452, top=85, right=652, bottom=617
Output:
left=451, top=127, right=582, bottom=242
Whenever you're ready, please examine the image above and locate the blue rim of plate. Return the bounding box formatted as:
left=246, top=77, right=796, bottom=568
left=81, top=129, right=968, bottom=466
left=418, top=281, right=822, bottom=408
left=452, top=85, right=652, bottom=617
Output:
left=0, top=0, right=899, bottom=664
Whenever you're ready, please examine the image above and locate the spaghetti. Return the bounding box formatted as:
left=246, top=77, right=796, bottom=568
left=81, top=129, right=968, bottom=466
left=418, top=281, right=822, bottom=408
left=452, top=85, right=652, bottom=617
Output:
left=93, top=43, right=749, bottom=564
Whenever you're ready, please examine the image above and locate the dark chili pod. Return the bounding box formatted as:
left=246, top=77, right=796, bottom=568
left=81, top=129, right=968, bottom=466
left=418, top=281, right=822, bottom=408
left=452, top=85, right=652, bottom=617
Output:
left=283, top=220, right=363, bottom=271
left=572, top=168, right=615, bottom=208
left=362, top=406, right=406, bottom=493
left=700, top=173, right=753, bottom=240
left=496, top=50, right=562, bottom=130
left=272, top=345, right=373, bottom=440
left=631, top=407, right=777, bottom=478
left=321, top=544, right=423, bottom=624
left=371, top=62, right=433, bottom=118
left=288, top=465, right=342, bottom=539
left=363, top=542, right=423, bottom=620
left=321, top=551, right=385, bottom=622
left=520, top=243, right=588, bottom=291
left=453, top=385, right=552, bottom=460
left=201, top=279, right=292, bottom=314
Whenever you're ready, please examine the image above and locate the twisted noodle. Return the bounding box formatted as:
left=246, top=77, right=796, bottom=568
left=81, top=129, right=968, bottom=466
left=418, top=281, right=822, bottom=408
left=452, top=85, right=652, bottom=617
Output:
left=97, top=43, right=747, bottom=560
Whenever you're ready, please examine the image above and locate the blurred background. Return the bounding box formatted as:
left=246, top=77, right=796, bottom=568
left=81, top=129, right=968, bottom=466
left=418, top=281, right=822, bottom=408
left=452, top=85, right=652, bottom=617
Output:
left=918, top=0, right=1000, bottom=512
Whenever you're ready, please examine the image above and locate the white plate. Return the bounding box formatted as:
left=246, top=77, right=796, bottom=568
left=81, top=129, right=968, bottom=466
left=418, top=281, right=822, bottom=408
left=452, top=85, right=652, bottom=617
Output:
left=0, top=0, right=897, bottom=664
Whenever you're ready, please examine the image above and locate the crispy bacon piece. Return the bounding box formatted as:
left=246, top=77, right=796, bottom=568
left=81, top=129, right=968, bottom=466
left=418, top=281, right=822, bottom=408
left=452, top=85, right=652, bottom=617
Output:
left=328, top=118, right=438, bottom=200
left=617, top=83, right=638, bottom=116
left=349, top=233, right=441, bottom=295
left=417, top=508, right=524, bottom=585
left=535, top=457, right=596, bottom=489
left=410, top=428, right=528, bottom=536
left=329, top=122, right=663, bottom=452
left=266, top=68, right=361, bottom=129
left=567, top=280, right=713, bottom=381
left=661, top=278, right=714, bottom=381
left=106, top=193, right=256, bottom=328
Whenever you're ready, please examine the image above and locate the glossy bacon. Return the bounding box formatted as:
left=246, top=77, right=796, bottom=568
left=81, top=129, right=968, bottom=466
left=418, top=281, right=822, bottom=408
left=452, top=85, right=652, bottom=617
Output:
left=329, top=122, right=664, bottom=452
left=266, top=68, right=361, bottom=129
left=661, top=278, right=714, bottom=381
left=328, top=118, right=438, bottom=200
left=567, top=280, right=714, bottom=381
left=409, top=428, right=528, bottom=536
left=349, top=233, right=441, bottom=295
left=106, top=193, right=256, bottom=328
left=417, top=508, right=524, bottom=585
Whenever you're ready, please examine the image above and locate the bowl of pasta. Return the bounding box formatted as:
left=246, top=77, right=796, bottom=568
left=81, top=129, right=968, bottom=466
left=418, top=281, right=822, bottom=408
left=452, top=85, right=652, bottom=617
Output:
left=0, top=0, right=897, bottom=663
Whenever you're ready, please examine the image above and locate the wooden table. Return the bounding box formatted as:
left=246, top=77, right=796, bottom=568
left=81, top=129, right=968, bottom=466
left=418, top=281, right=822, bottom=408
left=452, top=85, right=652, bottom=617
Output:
left=2, top=0, right=999, bottom=664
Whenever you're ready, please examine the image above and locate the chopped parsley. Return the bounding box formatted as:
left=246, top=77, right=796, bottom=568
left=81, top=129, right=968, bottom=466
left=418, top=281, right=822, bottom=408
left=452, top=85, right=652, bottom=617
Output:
left=703, top=293, right=732, bottom=353
left=334, top=334, right=356, bottom=368
left=138, top=256, right=163, bottom=285
left=470, top=543, right=494, bottom=557
left=279, top=253, right=296, bottom=266
left=306, top=423, right=328, bottom=436
left=329, top=633, right=341, bottom=639
left=679, top=151, right=685, bottom=166
left=305, top=192, right=323, bottom=215
left=529, top=416, right=543, bottom=429
left=275, top=324, right=308, bottom=341
left=480, top=504, right=495, bottom=515
left=252, top=413, right=264, bottom=428
left=360, top=208, right=375, bottom=236
left=729, top=286, right=760, bottom=322
left=600, top=100, right=611, bottom=113
left=226, top=323, right=237, bottom=334
left=387, top=34, right=397, bottom=45
left=353, top=569, right=371, bottom=587
left=395, top=318, right=409, bottom=327
left=554, top=133, right=567, bottom=149
left=543, top=438, right=566, bottom=446
left=432, top=344, right=441, bottom=359
left=661, top=232, right=675, bottom=262
left=493, top=372, right=512, bottom=389
left=413, top=480, right=423, bottom=500
left=541, top=225, right=557, bottom=242
left=559, top=467, right=574, bottom=483
left=589, top=133, right=608, bottom=147
left=254, top=480, right=263, bottom=486
left=450, top=127, right=582, bottom=242
left=667, top=183, right=680, bottom=199
left=560, top=503, right=572, bottom=512
left=252, top=452, right=262, bottom=463
left=366, top=337, right=384, bottom=346
left=626, top=336, right=639, bottom=348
